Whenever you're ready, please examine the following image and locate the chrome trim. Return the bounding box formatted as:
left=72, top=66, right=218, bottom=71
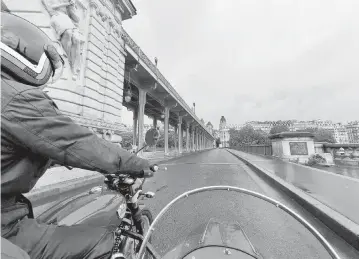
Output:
left=89, top=186, right=103, bottom=194
left=137, top=186, right=341, bottom=259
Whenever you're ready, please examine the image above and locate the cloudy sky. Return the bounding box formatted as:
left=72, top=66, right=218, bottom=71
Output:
left=121, top=0, right=359, bottom=128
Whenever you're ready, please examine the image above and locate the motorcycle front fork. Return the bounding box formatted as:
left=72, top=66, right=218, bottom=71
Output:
left=112, top=191, right=155, bottom=258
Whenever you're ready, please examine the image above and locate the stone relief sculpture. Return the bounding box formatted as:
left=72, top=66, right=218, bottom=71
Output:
left=42, top=0, right=83, bottom=80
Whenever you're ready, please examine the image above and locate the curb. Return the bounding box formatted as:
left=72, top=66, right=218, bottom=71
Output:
left=226, top=149, right=359, bottom=251
left=29, top=149, right=213, bottom=204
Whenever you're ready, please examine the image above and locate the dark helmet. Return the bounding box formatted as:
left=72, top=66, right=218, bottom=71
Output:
left=1, top=11, right=64, bottom=86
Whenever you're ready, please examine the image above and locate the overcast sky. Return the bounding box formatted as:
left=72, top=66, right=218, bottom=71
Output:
left=121, top=0, right=359, bottom=128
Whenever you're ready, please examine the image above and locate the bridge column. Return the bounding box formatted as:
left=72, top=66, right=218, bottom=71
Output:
left=203, top=134, right=205, bottom=150
left=177, top=115, right=183, bottom=154
left=201, top=132, right=203, bottom=150
left=164, top=106, right=170, bottom=155
left=174, top=126, right=178, bottom=152
left=186, top=122, right=190, bottom=152
left=197, top=128, right=200, bottom=151
left=153, top=117, right=157, bottom=129
left=202, top=133, right=205, bottom=150
left=137, top=88, right=147, bottom=155
left=132, top=108, right=137, bottom=146
left=182, top=127, right=185, bottom=151
left=191, top=126, right=195, bottom=151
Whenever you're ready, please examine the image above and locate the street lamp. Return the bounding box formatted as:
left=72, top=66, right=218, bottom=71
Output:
left=124, top=69, right=133, bottom=103
left=124, top=86, right=132, bottom=103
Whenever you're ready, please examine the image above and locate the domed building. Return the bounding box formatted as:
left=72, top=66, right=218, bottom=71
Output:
left=219, top=116, right=230, bottom=147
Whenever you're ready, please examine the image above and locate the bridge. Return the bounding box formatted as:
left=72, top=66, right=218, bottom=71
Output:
left=3, top=1, right=359, bottom=258
left=1, top=0, right=214, bottom=157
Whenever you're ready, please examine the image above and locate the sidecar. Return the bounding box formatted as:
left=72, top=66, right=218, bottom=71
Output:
left=36, top=185, right=127, bottom=228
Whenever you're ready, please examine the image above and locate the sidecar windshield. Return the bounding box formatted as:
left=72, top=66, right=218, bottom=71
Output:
left=139, top=187, right=339, bottom=259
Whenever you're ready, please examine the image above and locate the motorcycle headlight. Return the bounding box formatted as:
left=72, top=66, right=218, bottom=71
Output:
left=117, top=203, right=127, bottom=219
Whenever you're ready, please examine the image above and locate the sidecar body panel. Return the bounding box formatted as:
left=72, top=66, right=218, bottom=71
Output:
left=36, top=186, right=126, bottom=228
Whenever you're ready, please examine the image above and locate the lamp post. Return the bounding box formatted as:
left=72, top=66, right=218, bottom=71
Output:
left=124, top=70, right=132, bottom=103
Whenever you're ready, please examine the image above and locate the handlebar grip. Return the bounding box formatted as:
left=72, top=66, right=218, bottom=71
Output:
left=150, top=164, right=159, bottom=172
left=118, top=164, right=158, bottom=178
left=142, top=169, right=154, bottom=178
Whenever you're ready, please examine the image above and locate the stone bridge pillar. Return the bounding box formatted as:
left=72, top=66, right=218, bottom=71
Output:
left=186, top=122, right=190, bottom=152
left=191, top=125, right=195, bottom=152
left=164, top=106, right=170, bottom=155
left=132, top=108, right=137, bottom=146
left=177, top=115, right=183, bottom=154
left=164, top=101, right=177, bottom=155
left=196, top=128, right=201, bottom=151
left=137, top=88, right=147, bottom=154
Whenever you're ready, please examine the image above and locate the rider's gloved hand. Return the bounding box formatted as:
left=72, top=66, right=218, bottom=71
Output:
left=115, top=150, right=150, bottom=172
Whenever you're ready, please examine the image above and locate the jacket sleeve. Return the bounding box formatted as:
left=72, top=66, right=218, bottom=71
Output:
left=1, top=88, right=150, bottom=174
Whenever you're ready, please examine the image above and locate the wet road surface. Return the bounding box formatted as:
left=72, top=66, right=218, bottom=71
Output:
left=142, top=149, right=359, bottom=258
left=33, top=149, right=359, bottom=259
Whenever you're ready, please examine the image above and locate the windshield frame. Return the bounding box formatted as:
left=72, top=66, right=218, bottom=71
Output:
left=137, top=186, right=341, bottom=259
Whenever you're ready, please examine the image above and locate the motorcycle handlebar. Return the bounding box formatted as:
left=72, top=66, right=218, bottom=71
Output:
left=117, top=164, right=159, bottom=178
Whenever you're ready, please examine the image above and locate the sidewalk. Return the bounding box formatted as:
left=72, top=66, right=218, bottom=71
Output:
left=228, top=149, right=359, bottom=225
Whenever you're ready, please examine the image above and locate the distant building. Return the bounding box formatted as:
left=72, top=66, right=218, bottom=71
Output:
left=227, top=124, right=244, bottom=130
left=333, top=123, right=349, bottom=144
left=245, top=121, right=273, bottom=133
left=218, top=116, right=230, bottom=147
left=206, top=121, right=214, bottom=134
left=346, top=121, right=359, bottom=143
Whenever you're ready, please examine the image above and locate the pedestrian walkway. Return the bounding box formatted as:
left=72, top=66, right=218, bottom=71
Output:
left=228, top=149, right=359, bottom=225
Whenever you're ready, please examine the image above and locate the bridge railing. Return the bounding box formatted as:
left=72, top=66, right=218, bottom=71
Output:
left=230, top=144, right=272, bottom=156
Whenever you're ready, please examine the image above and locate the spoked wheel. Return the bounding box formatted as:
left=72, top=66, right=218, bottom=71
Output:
left=134, top=208, right=153, bottom=259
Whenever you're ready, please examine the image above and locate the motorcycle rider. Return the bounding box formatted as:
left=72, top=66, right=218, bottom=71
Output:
left=1, top=11, right=153, bottom=258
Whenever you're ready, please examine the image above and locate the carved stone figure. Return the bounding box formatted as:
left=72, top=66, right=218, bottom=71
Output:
left=42, top=0, right=83, bottom=79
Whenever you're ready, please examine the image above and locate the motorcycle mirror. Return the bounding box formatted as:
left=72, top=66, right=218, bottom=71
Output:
left=145, top=128, right=160, bottom=147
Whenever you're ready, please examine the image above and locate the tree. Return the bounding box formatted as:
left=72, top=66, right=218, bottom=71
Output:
left=215, top=137, right=221, bottom=147
left=120, top=130, right=133, bottom=148
left=270, top=125, right=289, bottom=134
left=297, top=128, right=336, bottom=143
left=229, top=125, right=269, bottom=146
left=313, top=128, right=336, bottom=143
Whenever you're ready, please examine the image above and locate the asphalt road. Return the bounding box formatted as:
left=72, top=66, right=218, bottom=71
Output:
left=34, top=149, right=359, bottom=259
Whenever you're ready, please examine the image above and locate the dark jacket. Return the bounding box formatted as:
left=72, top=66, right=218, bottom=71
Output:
left=1, top=77, right=149, bottom=198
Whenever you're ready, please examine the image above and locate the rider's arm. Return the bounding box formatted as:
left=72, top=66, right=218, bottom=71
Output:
left=1, top=87, right=149, bottom=174
left=1, top=238, right=30, bottom=259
